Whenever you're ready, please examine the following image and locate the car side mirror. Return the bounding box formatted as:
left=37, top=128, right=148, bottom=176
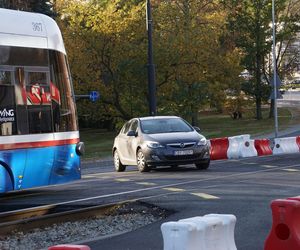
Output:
left=193, top=126, right=201, bottom=133
left=127, top=130, right=137, bottom=137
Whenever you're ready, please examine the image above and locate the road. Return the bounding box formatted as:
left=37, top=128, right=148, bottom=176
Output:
left=85, top=155, right=300, bottom=250
left=2, top=154, right=300, bottom=249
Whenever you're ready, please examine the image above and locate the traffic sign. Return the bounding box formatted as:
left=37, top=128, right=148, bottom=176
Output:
left=89, top=91, right=100, bottom=102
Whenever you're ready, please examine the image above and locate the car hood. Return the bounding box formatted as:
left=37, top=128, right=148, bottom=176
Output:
left=144, top=131, right=204, bottom=144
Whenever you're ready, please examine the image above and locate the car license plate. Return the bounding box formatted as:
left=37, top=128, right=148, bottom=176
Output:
left=174, top=150, right=193, bottom=156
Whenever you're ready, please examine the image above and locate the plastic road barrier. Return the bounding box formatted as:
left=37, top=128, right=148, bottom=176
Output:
left=161, top=221, right=201, bottom=250
left=254, top=139, right=272, bottom=156
left=161, top=214, right=237, bottom=250
left=209, top=137, right=229, bottom=160
left=227, top=134, right=257, bottom=159
left=179, top=216, right=223, bottom=250
left=264, top=199, right=300, bottom=250
left=296, top=136, right=300, bottom=149
left=272, top=137, right=300, bottom=155
left=48, top=245, right=91, bottom=250
left=239, top=138, right=257, bottom=158
left=204, top=214, right=237, bottom=250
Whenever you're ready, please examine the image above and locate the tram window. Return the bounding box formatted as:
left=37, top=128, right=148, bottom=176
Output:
left=0, top=46, right=48, bottom=67
left=49, top=50, right=77, bottom=132
left=28, top=72, right=48, bottom=86
left=26, top=70, right=53, bottom=133
left=0, top=70, right=12, bottom=85
left=14, top=67, right=29, bottom=135
left=28, top=106, right=52, bottom=133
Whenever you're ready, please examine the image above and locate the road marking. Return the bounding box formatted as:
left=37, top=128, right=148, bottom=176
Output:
left=261, top=165, right=276, bottom=168
left=82, top=175, right=94, bottom=179
left=135, top=182, right=156, bottom=186
left=283, top=168, right=300, bottom=172
left=163, top=187, right=185, bottom=192
left=7, top=163, right=298, bottom=214
left=115, top=178, right=131, bottom=182
left=191, top=193, right=219, bottom=199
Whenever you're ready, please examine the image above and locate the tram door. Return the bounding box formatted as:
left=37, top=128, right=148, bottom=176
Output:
left=20, top=67, right=55, bottom=188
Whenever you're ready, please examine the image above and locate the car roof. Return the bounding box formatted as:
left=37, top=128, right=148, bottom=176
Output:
left=138, top=116, right=180, bottom=121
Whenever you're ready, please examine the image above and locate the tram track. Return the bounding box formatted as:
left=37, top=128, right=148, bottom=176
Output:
left=0, top=201, right=129, bottom=235
left=1, top=161, right=299, bottom=236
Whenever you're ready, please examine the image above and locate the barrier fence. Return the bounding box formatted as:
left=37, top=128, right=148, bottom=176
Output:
left=209, top=135, right=300, bottom=160
left=161, top=214, right=237, bottom=250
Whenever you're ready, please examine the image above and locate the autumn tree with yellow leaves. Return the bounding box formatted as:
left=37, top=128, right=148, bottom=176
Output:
left=56, top=0, right=242, bottom=128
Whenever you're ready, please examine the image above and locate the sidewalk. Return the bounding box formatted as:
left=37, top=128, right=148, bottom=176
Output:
left=254, top=124, right=300, bottom=139
left=254, top=107, right=300, bottom=139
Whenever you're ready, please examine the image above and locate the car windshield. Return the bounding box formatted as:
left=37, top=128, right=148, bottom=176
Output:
left=140, top=118, right=193, bottom=134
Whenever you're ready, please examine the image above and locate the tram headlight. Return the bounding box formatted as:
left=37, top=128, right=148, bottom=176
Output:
left=76, top=142, right=85, bottom=156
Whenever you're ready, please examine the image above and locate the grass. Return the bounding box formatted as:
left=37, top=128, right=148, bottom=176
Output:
left=79, top=129, right=117, bottom=160
left=79, top=107, right=300, bottom=160
left=198, top=107, right=294, bottom=138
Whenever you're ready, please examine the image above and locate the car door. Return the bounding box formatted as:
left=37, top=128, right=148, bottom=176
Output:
left=127, top=119, right=139, bottom=163
left=116, top=121, right=132, bottom=164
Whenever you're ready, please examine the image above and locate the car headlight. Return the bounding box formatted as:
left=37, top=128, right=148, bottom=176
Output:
left=146, top=141, right=164, bottom=149
left=197, top=137, right=207, bottom=146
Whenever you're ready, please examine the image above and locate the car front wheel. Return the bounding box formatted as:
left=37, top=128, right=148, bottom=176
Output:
left=195, top=160, right=210, bottom=170
left=137, top=149, right=150, bottom=172
left=114, top=150, right=126, bottom=172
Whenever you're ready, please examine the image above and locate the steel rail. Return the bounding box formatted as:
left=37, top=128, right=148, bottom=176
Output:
left=0, top=162, right=299, bottom=235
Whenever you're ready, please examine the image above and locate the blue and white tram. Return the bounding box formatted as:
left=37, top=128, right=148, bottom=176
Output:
left=0, top=8, right=84, bottom=193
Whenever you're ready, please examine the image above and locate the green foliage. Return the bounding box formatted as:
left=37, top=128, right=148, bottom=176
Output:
left=0, top=0, right=56, bottom=17
left=223, top=0, right=300, bottom=119
left=55, top=0, right=299, bottom=129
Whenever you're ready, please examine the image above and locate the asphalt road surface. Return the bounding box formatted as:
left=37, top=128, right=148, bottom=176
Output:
left=2, top=153, right=300, bottom=250
left=84, top=155, right=300, bottom=250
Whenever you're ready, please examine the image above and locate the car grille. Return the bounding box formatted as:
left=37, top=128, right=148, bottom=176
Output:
left=167, top=142, right=196, bottom=148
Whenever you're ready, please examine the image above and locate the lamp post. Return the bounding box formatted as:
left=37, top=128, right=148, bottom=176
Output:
left=272, top=0, right=278, bottom=138
left=146, top=0, right=157, bottom=116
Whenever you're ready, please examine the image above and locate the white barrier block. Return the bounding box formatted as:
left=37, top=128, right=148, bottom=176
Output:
left=273, top=137, right=299, bottom=155
left=180, top=216, right=223, bottom=250
left=204, top=214, right=237, bottom=250
left=227, top=134, right=250, bottom=159
left=239, top=139, right=258, bottom=158
left=161, top=221, right=200, bottom=250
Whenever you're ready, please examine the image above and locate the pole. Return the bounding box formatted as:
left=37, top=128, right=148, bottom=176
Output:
left=146, top=0, right=157, bottom=116
left=272, top=0, right=278, bottom=138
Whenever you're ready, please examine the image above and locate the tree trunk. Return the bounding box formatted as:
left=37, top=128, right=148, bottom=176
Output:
left=191, top=105, right=198, bottom=126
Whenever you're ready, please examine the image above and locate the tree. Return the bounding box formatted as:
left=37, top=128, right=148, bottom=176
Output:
left=56, top=0, right=242, bottom=128
left=263, top=0, right=300, bottom=118
left=0, top=0, right=56, bottom=17
left=224, top=0, right=300, bottom=120
left=153, top=0, right=242, bottom=124
left=57, top=0, right=149, bottom=128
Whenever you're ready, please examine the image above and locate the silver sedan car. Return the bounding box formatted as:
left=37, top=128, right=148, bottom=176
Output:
left=112, top=116, right=210, bottom=172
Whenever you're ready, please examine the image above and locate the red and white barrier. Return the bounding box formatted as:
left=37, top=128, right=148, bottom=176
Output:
left=209, top=134, right=300, bottom=160
left=48, top=245, right=91, bottom=250
left=209, top=137, right=229, bottom=160
left=161, top=214, right=237, bottom=250
left=254, top=139, right=272, bottom=156
left=227, top=134, right=257, bottom=159
left=264, top=199, right=300, bottom=250
left=272, top=137, right=299, bottom=155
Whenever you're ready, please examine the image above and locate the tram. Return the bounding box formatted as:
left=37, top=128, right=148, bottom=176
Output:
left=0, top=8, right=84, bottom=193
